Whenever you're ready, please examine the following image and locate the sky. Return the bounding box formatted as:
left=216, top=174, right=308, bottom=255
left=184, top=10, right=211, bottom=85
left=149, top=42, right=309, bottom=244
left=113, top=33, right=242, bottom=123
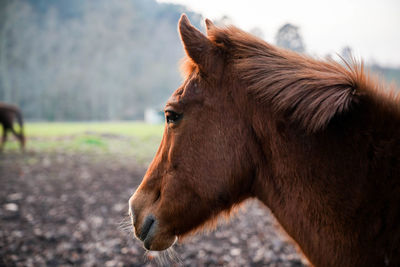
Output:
left=158, top=0, right=400, bottom=67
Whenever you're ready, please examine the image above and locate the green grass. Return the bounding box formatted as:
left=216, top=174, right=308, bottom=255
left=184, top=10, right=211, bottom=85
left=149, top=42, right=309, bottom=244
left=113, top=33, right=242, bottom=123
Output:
left=1, top=121, right=165, bottom=165
left=26, top=121, right=164, bottom=138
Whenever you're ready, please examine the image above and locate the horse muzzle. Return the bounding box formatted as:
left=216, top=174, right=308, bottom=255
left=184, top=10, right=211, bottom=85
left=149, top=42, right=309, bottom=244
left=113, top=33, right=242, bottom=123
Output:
left=129, top=194, right=177, bottom=251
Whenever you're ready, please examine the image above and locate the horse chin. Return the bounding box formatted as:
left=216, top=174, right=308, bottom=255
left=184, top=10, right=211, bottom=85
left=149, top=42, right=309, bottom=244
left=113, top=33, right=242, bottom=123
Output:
left=144, top=234, right=177, bottom=251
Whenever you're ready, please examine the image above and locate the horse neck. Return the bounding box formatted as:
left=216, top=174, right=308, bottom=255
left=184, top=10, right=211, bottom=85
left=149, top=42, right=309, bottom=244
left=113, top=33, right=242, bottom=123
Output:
left=249, top=107, right=344, bottom=264
left=249, top=96, right=400, bottom=265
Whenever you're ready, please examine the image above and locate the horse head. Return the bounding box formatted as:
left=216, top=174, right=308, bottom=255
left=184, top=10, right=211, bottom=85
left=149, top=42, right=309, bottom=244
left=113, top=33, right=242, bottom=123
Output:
left=129, top=15, right=260, bottom=251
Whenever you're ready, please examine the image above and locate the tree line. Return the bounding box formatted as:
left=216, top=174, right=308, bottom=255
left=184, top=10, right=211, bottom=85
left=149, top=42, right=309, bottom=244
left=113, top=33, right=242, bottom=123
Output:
left=0, top=0, right=202, bottom=120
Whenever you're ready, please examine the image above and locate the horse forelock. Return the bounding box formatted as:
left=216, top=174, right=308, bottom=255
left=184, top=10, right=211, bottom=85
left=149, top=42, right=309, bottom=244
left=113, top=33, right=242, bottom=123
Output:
left=179, top=57, right=198, bottom=80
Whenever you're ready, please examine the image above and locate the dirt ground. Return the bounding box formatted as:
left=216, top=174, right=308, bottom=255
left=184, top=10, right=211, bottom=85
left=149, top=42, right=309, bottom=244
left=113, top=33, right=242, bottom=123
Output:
left=0, top=151, right=309, bottom=266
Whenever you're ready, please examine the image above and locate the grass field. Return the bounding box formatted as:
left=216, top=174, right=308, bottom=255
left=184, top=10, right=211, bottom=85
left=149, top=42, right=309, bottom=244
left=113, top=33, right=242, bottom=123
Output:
left=26, top=122, right=164, bottom=138
left=1, top=121, right=164, bottom=164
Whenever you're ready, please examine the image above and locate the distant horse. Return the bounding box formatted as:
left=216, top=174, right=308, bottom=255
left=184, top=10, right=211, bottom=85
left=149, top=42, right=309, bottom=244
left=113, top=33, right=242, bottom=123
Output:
left=129, top=15, right=400, bottom=267
left=0, top=102, right=25, bottom=151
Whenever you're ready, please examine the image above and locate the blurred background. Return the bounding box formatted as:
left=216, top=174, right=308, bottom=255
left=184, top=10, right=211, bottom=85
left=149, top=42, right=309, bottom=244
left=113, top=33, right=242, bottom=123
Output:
left=0, top=0, right=399, bottom=266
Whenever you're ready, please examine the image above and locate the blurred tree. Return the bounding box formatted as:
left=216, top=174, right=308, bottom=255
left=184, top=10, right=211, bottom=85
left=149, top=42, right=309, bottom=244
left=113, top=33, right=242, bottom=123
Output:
left=0, top=0, right=16, bottom=103
left=214, top=15, right=233, bottom=27
left=0, top=0, right=203, bottom=121
left=275, top=23, right=305, bottom=53
left=249, top=27, right=264, bottom=39
left=340, top=46, right=353, bottom=63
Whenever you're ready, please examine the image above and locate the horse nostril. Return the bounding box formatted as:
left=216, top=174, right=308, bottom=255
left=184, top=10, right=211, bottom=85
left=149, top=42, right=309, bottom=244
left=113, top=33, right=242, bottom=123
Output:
left=139, top=215, right=156, bottom=242
left=155, top=191, right=161, bottom=202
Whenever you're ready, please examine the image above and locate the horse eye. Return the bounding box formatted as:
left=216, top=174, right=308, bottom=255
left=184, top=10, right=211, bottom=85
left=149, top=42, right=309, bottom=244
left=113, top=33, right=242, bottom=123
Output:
left=165, top=110, right=182, bottom=124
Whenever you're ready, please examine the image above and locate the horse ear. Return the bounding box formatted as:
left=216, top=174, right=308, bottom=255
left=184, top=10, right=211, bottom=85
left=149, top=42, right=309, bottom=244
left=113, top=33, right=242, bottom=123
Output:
left=205, top=18, right=215, bottom=35
left=178, top=14, right=214, bottom=72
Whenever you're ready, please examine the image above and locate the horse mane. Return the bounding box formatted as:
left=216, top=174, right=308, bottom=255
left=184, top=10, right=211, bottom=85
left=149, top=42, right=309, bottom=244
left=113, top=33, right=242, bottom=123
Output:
left=183, top=24, right=399, bottom=133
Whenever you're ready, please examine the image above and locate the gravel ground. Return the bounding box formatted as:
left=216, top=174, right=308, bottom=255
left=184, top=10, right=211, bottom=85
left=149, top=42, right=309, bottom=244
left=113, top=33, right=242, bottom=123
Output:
left=0, top=152, right=309, bottom=266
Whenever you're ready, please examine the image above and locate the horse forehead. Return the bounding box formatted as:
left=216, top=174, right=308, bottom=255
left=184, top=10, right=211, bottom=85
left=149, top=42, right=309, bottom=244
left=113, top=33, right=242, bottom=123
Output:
left=168, top=79, right=206, bottom=106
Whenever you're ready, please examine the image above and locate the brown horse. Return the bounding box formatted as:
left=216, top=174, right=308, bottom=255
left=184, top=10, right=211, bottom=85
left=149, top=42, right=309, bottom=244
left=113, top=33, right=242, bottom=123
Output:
left=129, top=15, right=400, bottom=266
left=0, top=102, right=25, bottom=151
